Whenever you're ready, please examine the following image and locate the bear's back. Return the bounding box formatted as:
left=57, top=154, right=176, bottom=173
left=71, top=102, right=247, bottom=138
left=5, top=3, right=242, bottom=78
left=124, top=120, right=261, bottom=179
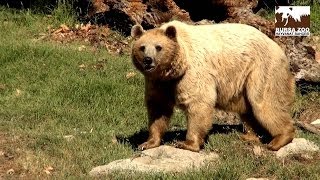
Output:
left=162, top=20, right=272, bottom=44
left=160, top=21, right=285, bottom=66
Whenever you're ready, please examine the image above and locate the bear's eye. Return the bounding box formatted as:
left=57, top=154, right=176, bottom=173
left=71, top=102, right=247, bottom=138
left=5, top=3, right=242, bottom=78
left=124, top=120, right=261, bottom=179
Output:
left=155, top=45, right=162, bottom=52
left=139, top=46, right=145, bottom=52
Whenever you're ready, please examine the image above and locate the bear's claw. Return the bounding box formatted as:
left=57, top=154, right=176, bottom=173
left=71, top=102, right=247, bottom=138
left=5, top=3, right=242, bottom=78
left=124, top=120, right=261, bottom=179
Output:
left=174, top=140, right=200, bottom=152
left=138, top=139, right=160, bottom=151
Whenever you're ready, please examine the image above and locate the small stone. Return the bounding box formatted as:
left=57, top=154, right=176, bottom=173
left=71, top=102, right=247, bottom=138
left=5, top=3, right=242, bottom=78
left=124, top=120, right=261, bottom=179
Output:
left=78, top=45, right=86, bottom=51
left=43, top=170, right=51, bottom=175
left=0, top=84, right=6, bottom=90
left=45, top=166, right=54, bottom=171
left=311, top=119, right=320, bottom=126
left=252, top=145, right=263, bottom=156
left=295, top=70, right=306, bottom=81
left=7, top=169, right=14, bottom=175
left=4, top=153, right=14, bottom=160
left=15, top=89, right=22, bottom=97
left=43, top=166, right=54, bottom=175
left=126, top=72, right=136, bottom=79
left=313, top=36, right=320, bottom=42
left=60, top=24, right=70, bottom=33
left=111, top=136, right=118, bottom=144
left=63, top=135, right=75, bottom=141
left=276, top=138, right=320, bottom=158
left=75, top=24, right=80, bottom=29
left=78, top=64, right=86, bottom=70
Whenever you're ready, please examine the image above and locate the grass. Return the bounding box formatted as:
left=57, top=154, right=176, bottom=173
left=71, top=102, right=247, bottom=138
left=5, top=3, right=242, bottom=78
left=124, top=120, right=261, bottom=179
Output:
left=0, top=5, right=320, bottom=179
left=310, top=3, right=320, bottom=34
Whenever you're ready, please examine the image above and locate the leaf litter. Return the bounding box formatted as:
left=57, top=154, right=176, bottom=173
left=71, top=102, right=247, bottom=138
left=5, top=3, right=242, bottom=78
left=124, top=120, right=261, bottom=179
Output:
left=40, top=23, right=131, bottom=55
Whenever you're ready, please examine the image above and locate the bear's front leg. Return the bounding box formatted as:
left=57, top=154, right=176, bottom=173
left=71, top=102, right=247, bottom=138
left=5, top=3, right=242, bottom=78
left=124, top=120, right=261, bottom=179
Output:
left=138, top=98, right=174, bottom=150
left=240, top=114, right=260, bottom=142
left=175, top=103, right=214, bottom=152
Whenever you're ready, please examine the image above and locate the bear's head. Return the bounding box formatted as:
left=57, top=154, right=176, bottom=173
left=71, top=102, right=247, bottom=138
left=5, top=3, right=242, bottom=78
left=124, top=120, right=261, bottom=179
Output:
left=131, top=24, right=186, bottom=80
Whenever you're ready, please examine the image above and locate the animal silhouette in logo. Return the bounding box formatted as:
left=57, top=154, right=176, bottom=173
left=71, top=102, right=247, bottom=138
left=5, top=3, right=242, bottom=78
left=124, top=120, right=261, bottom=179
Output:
left=275, top=6, right=310, bottom=26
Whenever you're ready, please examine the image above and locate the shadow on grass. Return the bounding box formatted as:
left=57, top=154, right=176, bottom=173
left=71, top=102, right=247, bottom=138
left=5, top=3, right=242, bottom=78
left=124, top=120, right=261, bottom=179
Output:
left=296, top=80, right=320, bottom=95
left=117, top=124, right=245, bottom=150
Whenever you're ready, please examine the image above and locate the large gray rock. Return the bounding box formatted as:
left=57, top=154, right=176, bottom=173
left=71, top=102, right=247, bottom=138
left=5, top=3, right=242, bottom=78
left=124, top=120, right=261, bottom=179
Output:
left=285, top=37, right=320, bottom=83
left=276, top=138, right=320, bottom=158
left=89, top=145, right=219, bottom=177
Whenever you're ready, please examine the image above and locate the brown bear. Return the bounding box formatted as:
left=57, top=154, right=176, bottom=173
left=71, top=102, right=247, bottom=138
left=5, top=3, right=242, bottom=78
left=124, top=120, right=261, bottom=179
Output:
left=130, top=20, right=295, bottom=152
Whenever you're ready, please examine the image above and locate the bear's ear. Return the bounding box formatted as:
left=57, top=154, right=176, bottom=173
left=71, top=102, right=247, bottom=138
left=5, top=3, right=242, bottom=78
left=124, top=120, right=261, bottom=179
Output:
left=131, top=24, right=144, bottom=39
left=165, top=26, right=177, bottom=40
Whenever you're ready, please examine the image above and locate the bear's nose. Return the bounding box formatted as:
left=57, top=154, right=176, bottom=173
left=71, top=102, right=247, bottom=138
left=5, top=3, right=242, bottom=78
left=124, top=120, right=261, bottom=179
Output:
left=143, top=57, right=153, bottom=65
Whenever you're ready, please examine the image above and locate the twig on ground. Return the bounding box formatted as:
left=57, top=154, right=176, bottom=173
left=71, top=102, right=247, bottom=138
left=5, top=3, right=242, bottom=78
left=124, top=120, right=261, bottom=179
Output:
left=295, top=121, right=320, bottom=135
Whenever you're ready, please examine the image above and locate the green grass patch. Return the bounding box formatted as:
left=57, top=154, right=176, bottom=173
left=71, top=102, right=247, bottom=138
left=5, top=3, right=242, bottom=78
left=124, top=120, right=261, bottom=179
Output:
left=310, top=3, right=320, bottom=34
left=0, top=6, right=319, bottom=179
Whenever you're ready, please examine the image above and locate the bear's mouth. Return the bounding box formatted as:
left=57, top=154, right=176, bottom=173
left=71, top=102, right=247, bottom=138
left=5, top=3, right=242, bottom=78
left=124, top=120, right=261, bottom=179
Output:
left=143, top=64, right=156, bottom=72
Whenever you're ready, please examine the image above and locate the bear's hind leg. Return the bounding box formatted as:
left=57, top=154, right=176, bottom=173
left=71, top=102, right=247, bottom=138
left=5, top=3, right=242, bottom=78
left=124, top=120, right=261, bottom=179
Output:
left=246, top=66, right=295, bottom=151
left=267, top=132, right=295, bottom=151
left=250, top=105, right=295, bottom=151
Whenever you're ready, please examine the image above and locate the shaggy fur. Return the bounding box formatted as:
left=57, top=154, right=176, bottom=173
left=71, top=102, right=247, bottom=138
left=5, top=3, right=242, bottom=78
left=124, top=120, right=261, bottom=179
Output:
left=131, top=20, right=295, bottom=152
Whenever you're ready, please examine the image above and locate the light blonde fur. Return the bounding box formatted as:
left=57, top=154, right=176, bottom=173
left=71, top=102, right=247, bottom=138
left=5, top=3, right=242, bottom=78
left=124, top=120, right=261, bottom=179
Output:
left=131, top=20, right=295, bottom=152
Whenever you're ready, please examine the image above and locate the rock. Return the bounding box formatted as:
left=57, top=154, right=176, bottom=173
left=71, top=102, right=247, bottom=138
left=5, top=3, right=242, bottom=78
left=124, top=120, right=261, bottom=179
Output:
left=224, top=7, right=275, bottom=39
left=274, top=37, right=320, bottom=83
left=89, top=145, right=219, bottom=177
left=276, top=138, right=320, bottom=158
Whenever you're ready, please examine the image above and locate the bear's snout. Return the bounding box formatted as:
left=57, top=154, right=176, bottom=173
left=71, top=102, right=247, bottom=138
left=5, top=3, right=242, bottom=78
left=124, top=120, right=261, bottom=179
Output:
left=143, top=57, right=153, bottom=65
left=142, top=57, right=156, bottom=71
